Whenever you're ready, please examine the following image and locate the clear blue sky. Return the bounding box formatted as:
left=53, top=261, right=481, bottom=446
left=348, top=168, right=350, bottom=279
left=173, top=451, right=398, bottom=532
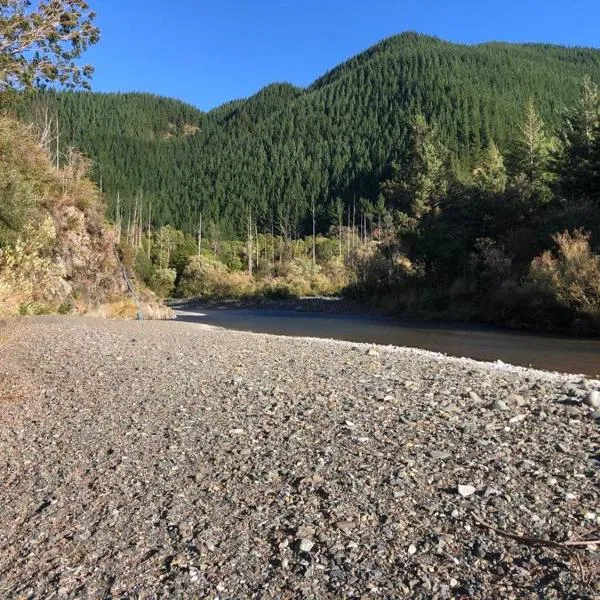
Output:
left=86, top=0, right=600, bottom=111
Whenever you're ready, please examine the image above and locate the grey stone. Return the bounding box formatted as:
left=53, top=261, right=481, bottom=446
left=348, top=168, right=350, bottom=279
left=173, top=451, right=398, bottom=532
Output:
left=334, top=520, right=356, bottom=535
left=506, top=394, right=527, bottom=407
left=492, top=399, right=509, bottom=411
left=430, top=450, right=452, bottom=460
left=584, top=390, right=600, bottom=409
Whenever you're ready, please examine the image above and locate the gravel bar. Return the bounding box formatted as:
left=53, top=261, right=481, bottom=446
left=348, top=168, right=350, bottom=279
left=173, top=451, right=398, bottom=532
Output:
left=0, top=316, right=599, bottom=599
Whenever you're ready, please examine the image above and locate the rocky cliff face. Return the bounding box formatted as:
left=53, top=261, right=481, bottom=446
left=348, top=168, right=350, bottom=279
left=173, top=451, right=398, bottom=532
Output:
left=0, top=115, right=170, bottom=318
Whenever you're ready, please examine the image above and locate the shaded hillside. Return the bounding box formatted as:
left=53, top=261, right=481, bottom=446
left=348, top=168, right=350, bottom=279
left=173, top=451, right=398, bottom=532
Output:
left=19, top=33, right=600, bottom=236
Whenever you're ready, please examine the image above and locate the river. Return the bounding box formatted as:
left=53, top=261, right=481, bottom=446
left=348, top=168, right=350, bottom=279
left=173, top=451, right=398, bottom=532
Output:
left=174, top=306, right=600, bottom=377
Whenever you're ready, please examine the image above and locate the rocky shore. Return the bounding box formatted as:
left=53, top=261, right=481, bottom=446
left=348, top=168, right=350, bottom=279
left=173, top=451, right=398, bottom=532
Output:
left=0, top=316, right=599, bottom=599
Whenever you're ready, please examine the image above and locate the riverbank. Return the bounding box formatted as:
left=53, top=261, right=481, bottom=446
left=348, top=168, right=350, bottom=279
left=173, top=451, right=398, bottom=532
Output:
left=172, top=304, right=600, bottom=377
left=1, top=317, right=599, bottom=598
left=170, top=295, right=372, bottom=315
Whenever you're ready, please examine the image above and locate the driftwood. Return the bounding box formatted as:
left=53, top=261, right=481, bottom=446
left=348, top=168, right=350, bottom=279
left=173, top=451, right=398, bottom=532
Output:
left=473, top=513, right=600, bottom=549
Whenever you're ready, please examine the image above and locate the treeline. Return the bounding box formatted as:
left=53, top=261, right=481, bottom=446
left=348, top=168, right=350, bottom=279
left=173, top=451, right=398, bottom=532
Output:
left=354, top=76, right=600, bottom=331
left=17, top=33, right=600, bottom=238
left=118, top=222, right=353, bottom=301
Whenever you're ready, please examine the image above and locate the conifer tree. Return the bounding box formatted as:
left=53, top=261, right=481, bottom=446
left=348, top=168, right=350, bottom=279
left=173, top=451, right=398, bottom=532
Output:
left=473, top=141, right=507, bottom=194
left=382, top=114, right=449, bottom=218
left=554, top=76, right=600, bottom=204
left=508, top=100, right=553, bottom=205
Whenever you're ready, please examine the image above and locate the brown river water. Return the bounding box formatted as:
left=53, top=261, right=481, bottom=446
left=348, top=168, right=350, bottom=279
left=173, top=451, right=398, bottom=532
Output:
left=174, top=307, right=600, bottom=378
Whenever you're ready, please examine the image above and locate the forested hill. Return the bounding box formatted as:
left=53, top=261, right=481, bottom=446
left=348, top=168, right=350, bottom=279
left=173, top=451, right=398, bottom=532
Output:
left=19, top=33, right=600, bottom=236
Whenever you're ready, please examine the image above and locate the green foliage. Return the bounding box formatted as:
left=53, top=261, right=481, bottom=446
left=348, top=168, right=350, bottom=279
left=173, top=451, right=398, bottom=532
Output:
left=382, top=114, right=450, bottom=217
left=134, top=250, right=155, bottom=285
left=148, top=268, right=176, bottom=299
left=0, top=0, right=99, bottom=91
left=16, top=34, right=600, bottom=237
left=354, top=77, right=600, bottom=332
left=472, top=141, right=507, bottom=194
left=508, top=100, right=553, bottom=204
left=553, top=76, right=600, bottom=205
left=177, top=255, right=254, bottom=299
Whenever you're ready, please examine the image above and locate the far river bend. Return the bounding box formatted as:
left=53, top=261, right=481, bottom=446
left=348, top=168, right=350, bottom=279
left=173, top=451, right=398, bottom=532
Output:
left=173, top=305, right=600, bottom=378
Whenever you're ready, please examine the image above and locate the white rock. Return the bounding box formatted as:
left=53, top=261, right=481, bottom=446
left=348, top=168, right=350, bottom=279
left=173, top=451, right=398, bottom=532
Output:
left=407, top=543, right=417, bottom=555
left=509, top=414, right=526, bottom=423
left=458, top=484, right=477, bottom=497
left=299, top=539, right=314, bottom=553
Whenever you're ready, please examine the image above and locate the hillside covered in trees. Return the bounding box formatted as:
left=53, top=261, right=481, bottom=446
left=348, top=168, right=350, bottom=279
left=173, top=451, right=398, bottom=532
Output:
left=13, top=32, right=600, bottom=332
left=19, top=33, right=600, bottom=237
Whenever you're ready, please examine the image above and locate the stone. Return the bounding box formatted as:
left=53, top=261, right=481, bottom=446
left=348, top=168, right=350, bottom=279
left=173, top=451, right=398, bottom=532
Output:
left=334, top=520, right=356, bottom=535
left=458, top=484, right=477, bottom=497
left=299, top=539, right=314, bottom=553
left=492, top=399, right=509, bottom=411
left=407, top=544, right=417, bottom=555
left=506, top=394, right=526, bottom=408
left=509, top=414, right=526, bottom=423
left=430, top=450, right=451, bottom=460
left=296, top=525, right=315, bottom=538
left=584, top=391, right=600, bottom=409
left=367, top=348, right=380, bottom=356
left=565, top=384, right=582, bottom=397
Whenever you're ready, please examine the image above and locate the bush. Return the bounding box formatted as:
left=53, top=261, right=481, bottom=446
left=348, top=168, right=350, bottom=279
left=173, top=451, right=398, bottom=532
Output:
left=148, top=268, right=176, bottom=298
left=135, top=249, right=156, bottom=284
left=0, top=217, right=66, bottom=313
left=177, top=254, right=255, bottom=298
left=528, top=229, right=600, bottom=323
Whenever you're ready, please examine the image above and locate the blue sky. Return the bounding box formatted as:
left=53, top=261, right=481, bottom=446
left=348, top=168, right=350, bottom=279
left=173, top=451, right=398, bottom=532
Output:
left=86, top=0, right=600, bottom=111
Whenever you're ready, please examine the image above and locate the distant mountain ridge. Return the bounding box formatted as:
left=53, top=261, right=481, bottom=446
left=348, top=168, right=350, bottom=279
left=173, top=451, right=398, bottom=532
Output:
left=19, top=32, right=600, bottom=236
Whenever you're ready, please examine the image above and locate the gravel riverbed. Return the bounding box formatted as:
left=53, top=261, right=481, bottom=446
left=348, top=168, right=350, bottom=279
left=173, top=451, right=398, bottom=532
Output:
left=0, top=316, right=599, bottom=599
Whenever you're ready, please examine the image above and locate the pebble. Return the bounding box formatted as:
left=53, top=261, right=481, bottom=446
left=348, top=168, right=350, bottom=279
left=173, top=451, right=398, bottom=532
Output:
left=506, top=394, right=527, bottom=407
left=334, top=520, right=356, bottom=535
left=299, top=539, right=314, bottom=553
left=297, top=525, right=316, bottom=538
left=430, top=450, right=452, bottom=460
left=457, top=484, right=477, bottom=497
left=509, top=414, right=526, bottom=423
left=1, top=317, right=597, bottom=600
left=492, top=399, right=509, bottom=411
left=584, top=391, right=600, bottom=408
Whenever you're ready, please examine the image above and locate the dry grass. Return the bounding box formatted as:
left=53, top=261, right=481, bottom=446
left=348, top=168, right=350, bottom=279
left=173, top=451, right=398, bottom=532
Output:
left=529, top=229, right=600, bottom=321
